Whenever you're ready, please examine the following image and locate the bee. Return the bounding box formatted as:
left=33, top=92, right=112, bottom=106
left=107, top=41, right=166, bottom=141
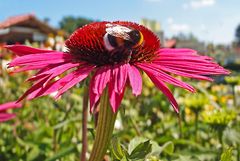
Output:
left=103, top=24, right=144, bottom=51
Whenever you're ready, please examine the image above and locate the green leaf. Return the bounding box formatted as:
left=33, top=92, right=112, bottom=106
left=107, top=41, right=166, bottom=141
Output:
left=161, top=141, right=174, bottom=155
left=220, top=147, right=233, bottom=161
left=45, top=145, right=77, bottom=161
left=128, top=137, right=148, bottom=154
left=120, top=156, right=129, bottom=161
left=148, top=141, right=162, bottom=157
left=172, top=155, right=194, bottom=161
left=27, top=146, right=40, bottom=161
left=111, top=137, right=125, bottom=160
left=129, top=140, right=152, bottom=160
left=88, top=128, right=96, bottom=139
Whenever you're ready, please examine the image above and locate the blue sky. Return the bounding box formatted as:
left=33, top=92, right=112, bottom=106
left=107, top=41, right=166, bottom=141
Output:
left=0, top=0, right=239, bottom=44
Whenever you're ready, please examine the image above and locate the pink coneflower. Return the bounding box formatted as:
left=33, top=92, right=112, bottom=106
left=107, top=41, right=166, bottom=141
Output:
left=5, top=21, right=229, bottom=113
left=0, top=101, right=21, bottom=122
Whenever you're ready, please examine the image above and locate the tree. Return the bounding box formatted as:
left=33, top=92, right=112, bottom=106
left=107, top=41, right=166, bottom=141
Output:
left=235, top=24, right=240, bottom=45
left=59, top=16, right=94, bottom=34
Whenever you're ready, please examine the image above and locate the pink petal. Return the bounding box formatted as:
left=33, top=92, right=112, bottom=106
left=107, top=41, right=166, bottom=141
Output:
left=107, top=64, right=129, bottom=112
left=18, top=76, right=52, bottom=102
left=55, top=65, right=95, bottom=98
left=27, top=62, right=80, bottom=82
left=0, top=101, right=22, bottom=111
left=4, top=45, right=54, bottom=56
left=155, top=65, right=213, bottom=81
left=147, top=73, right=179, bottom=113
left=89, top=66, right=111, bottom=111
left=112, top=64, right=128, bottom=93
left=8, top=52, right=73, bottom=67
left=12, top=64, right=50, bottom=73
left=157, top=48, right=197, bottom=56
left=156, top=48, right=230, bottom=75
left=137, top=63, right=195, bottom=92
left=108, top=79, right=125, bottom=113
left=89, top=89, right=99, bottom=113
left=127, top=65, right=142, bottom=96
left=28, top=65, right=94, bottom=100
left=155, top=61, right=228, bottom=75
left=0, top=113, right=16, bottom=122
left=27, top=69, right=84, bottom=100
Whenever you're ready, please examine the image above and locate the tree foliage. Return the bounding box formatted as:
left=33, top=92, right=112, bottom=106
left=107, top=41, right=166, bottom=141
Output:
left=59, top=16, right=95, bottom=34
left=235, top=24, right=240, bottom=45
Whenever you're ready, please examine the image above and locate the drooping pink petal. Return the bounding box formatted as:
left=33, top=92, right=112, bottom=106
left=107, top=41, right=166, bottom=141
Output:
left=55, top=64, right=96, bottom=98
left=112, top=64, right=128, bottom=93
left=25, top=63, right=87, bottom=100
left=8, top=52, right=73, bottom=67
left=26, top=80, right=62, bottom=100
left=157, top=48, right=197, bottom=56
left=27, top=71, right=82, bottom=100
left=155, top=61, right=228, bottom=75
left=147, top=73, right=179, bottom=113
left=27, top=65, right=95, bottom=100
left=17, top=76, right=52, bottom=102
left=89, top=87, right=99, bottom=113
left=4, top=45, right=54, bottom=56
left=107, top=64, right=129, bottom=112
left=153, top=64, right=213, bottom=81
left=0, top=101, right=21, bottom=123
left=27, top=62, right=80, bottom=82
left=108, top=78, right=126, bottom=113
left=89, top=66, right=111, bottom=111
left=98, top=64, right=128, bottom=112
left=0, top=101, right=22, bottom=111
left=0, top=113, right=16, bottom=122
left=137, top=63, right=195, bottom=92
left=11, top=64, right=50, bottom=73
left=127, top=65, right=142, bottom=96
left=155, top=48, right=230, bottom=75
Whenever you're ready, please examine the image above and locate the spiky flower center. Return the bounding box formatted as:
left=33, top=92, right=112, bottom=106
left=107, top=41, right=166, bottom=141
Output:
left=65, top=21, right=160, bottom=66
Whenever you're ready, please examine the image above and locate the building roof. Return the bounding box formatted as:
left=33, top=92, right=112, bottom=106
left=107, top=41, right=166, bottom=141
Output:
left=0, top=14, right=57, bottom=34
left=164, top=39, right=176, bottom=48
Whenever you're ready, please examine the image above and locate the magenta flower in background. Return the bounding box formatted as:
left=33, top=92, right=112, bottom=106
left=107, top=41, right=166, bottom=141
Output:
left=0, top=101, right=22, bottom=122
left=5, top=21, right=229, bottom=113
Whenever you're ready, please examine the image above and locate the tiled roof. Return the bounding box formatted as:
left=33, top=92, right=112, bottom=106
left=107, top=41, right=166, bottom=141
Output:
left=0, top=14, right=35, bottom=29
left=0, top=13, right=56, bottom=34
left=164, top=39, right=176, bottom=48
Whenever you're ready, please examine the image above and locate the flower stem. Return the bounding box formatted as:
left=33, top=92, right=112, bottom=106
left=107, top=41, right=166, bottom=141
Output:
left=237, top=144, right=240, bottom=161
left=81, top=85, right=89, bottom=161
left=194, top=111, right=199, bottom=142
left=217, top=129, right=224, bottom=160
left=89, top=89, right=117, bottom=161
left=178, top=114, right=182, bottom=138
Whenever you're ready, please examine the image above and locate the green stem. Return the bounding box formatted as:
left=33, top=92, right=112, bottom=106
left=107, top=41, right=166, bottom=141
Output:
left=89, top=89, right=118, bottom=161
left=178, top=114, right=182, bottom=139
left=232, top=85, right=236, bottom=107
left=53, top=129, right=57, bottom=152
left=80, top=85, right=89, bottom=161
left=194, top=111, right=199, bottom=142
left=129, top=116, right=141, bottom=136
left=237, top=144, right=240, bottom=161
left=217, top=130, right=223, bottom=160
left=218, top=130, right=223, bottom=147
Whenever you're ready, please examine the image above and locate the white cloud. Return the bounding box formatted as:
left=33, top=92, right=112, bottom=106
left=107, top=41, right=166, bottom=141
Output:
left=183, top=0, right=216, bottom=9
left=167, top=17, right=190, bottom=34
left=170, top=24, right=190, bottom=33
left=167, top=17, right=173, bottom=24
left=200, top=24, right=207, bottom=32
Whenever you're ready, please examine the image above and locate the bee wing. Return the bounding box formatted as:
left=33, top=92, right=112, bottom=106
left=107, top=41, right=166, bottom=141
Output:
left=105, top=24, right=131, bottom=40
